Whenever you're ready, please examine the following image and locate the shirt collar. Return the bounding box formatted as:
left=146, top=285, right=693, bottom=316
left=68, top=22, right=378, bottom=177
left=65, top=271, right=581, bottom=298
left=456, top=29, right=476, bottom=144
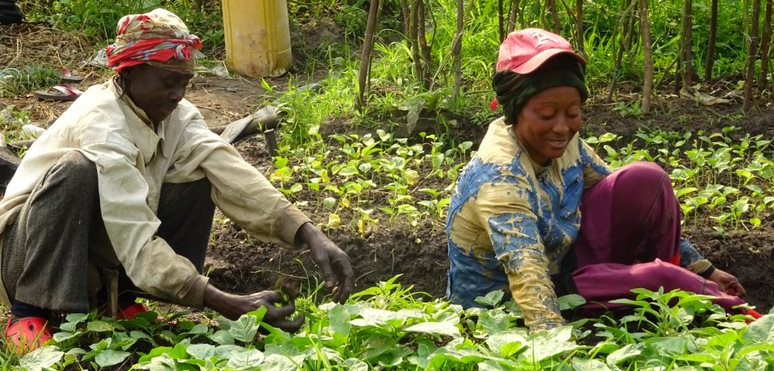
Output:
left=109, top=78, right=166, bottom=161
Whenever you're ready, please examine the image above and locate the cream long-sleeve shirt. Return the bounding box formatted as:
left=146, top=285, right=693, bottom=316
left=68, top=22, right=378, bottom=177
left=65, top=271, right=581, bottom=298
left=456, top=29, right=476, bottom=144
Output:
left=0, top=79, right=310, bottom=309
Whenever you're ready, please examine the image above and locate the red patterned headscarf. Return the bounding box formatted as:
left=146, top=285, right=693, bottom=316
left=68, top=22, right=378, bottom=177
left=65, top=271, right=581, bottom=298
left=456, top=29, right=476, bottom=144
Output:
left=106, top=8, right=202, bottom=74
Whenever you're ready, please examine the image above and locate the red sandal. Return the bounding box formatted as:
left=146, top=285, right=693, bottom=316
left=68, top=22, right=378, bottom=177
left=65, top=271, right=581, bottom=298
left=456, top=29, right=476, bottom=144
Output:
left=4, top=316, right=53, bottom=354
left=745, top=309, right=762, bottom=324
left=116, top=303, right=149, bottom=320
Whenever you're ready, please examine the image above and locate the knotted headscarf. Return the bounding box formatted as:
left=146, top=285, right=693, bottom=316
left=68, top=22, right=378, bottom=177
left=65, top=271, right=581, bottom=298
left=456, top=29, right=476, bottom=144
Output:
left=493, top=56, right=588, bottom=125
left=105, top=8, right=202, bottom=74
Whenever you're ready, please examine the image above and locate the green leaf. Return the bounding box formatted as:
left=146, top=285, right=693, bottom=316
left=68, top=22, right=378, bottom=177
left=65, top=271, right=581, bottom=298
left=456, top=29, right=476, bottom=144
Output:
left=95, top=349, right=130, bottom=368
left=322, top=197, right=338, bottom=210
left=328, top=304, right=351, bottom=338
left=20, top=346, right=64, bottom=371
left=259, top=353, right=296, bottom=371
left=130, top=330, right=153, bottom=341
left=229, top=315, right=259, bottom=343
left=188, top=323, right=209, bottom=335
left=60, top=313, right=89, bottom=332
left=344, top=358, right=369, bottom=371
left=558, top=294, right=586, bottom=310
left=427, top=345, right=487, bottom=367
left=485, top=331, right=526, bottom=357
left=571, top=358, right=612, bottom=370
left=226, top=348, right=264, bottom=368
left=599, top=133, right=619, bottom=143
left=744, top=313, right=774, bottom=342
left=210, top=329, right=235, bottom=345
left=289, top=183, right=303, bottom=193
left=350, top=308, right=422, bottom=327
left=606, top=344, right=642, bottom=366
left=405, top=321, right=461, bottom=338
left=186, top=343, right=216, bottom=360
left=478, top=359, right=519, bottom=371
left=140, top=353, right=177, bottom=370
left=523, top=326, right=578, bottom=362
left=213, top=344, right=245, bottom=358
left=474, top=290, right=504, bottom=308
left=644, top=336, right=688, bottom=355
left=53, top=331, right=81, bottom=342
left=86, top=320, right=114, bottom=332
left=676, top=353, right=716, bottom=363
left=405, top=98, right=424, bottom=135
left=478, top=309, right=510, bottom=333
left=404, top=169, right=420, bottom=185
left=138, top=346, right=173, bottom=363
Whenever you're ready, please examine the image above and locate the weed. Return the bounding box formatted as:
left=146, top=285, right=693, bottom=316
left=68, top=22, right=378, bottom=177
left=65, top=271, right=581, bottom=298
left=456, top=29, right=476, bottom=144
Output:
left=0, top=67, right=59, bottom=98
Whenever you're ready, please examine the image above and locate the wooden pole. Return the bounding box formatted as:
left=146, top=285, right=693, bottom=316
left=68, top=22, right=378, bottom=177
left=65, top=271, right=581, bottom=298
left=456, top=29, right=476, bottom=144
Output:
left=453, top=0, right=464, bottom=98
left=704, top=0, right=718, bottom=81
left=607, top=0, right=638, bottom=102
left=499, top=0, right=506, bottom=42
left=356, top=0, right=381, bottom=110
left=547, top=0, right=562, bottom=34
left=417, top=0, right=433, bottom=89
left=409, top=0, right=422, bottom=84
left=758, top=0, right=772, bottom=92
left=744, top=0, right=761, bottom=111
left=640, top=0, right=653, bottom=113
left=399, top=0, right=410, bottom=36
left=680, top=0, right=694, bottom=95
left=508, top=0, right=521, bottom=32
left=575, top=0, right=586, bottom=58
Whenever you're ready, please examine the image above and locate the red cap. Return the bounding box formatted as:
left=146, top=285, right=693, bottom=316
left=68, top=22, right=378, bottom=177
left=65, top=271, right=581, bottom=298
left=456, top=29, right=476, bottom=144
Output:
left=496, top=28, right=585, bottom=74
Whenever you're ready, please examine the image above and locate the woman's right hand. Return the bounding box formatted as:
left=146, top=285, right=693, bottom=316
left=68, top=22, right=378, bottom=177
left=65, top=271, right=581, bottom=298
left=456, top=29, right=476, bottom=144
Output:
left=204, top=284, right=305, bottom=332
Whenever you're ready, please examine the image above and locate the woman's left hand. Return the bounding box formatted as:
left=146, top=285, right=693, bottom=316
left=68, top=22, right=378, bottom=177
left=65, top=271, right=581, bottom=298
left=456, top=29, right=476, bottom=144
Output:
left=708, top=268, right=746, bottom=296
left=297, top=222, right=354, bottom=303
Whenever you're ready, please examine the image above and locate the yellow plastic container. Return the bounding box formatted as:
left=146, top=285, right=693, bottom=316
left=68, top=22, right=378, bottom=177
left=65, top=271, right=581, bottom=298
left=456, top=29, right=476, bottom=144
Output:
left=221, top=0, right=292, bottom=78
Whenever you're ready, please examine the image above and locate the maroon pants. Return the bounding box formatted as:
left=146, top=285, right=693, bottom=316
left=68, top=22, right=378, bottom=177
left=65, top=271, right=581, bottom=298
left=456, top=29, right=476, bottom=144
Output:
left=572, top=162, right=746, bottom=312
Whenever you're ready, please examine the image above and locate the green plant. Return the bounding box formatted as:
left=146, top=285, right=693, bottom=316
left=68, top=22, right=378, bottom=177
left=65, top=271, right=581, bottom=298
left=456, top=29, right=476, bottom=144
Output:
left=9, top=280, right=770, bottom=370
left=0, top=66, right=59, bottom=98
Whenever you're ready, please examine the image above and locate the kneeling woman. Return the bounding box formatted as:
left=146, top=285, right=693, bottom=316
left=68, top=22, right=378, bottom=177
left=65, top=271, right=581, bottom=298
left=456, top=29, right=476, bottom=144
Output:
left=445, top=28, right=759, bottom=331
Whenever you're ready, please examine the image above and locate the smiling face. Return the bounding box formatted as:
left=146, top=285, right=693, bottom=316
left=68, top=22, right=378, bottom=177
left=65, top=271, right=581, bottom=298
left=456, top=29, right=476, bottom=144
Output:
left=121, top=64, right=193, bottom=125
left=514, top=86, right=581, bottom=166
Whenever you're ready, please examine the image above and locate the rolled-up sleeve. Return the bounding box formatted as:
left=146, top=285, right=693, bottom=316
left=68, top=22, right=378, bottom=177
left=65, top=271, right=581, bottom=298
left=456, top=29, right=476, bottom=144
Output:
left=475, top=182, right=564, bottom=331
left=174, top=125, right=311, bottom=247
left=204, top=146, right=310, bottom=245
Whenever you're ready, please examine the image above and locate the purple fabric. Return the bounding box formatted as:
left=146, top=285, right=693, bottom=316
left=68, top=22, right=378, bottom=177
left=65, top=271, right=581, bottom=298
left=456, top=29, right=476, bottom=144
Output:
left=571, top=162, right=746, bottom=312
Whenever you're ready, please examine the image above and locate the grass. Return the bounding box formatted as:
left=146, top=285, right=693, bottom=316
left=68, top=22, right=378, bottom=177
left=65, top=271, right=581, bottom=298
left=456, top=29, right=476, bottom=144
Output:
left=0, top=66, right=59, bottom=99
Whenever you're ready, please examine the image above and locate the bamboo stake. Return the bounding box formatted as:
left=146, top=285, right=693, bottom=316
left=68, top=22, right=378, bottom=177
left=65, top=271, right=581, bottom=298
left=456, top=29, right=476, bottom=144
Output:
left=547, top=0, right=562, bottom=34
left=576, top=0, right=585, bottom=58
left=417, top=0, right=432, bottom=89
left=400, top=0, right=410, bottom=36
left=499, top=0, right=506, bottom=42
left=453, top=0, right=464, bottom=98
left=758, top=0, right=772, bottom=92
left=607, top=0, right=639, bottom=102
left=680, top=0, right=694, bottom=95
left=704, top=0, right=718, bottom=81
left=508, top=0, right=520, bottom=33
left=744, top=0, right=761, bottom=111
left=356, top=0, right=380, bottom=110
left=640, top=0, right=653, bottom=113
left=409, top=0, right=422, bottom=84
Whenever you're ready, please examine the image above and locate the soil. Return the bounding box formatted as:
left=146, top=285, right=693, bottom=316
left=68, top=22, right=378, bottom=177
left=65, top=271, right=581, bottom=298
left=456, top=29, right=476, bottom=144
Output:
left=1, top=22, right=772, bottom=315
